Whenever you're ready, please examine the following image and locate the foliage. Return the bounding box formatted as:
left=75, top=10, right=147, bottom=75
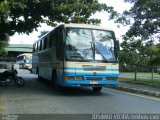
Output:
left=119, top=35, right=160, bottom=72
left=0, top=0, right=116, bottom=56
left=147, top=43, right=160, bottom=66
left=114, top=0, right=160, bottom=41
left=0, top=40, right=8, bottom=56
left=0, top=33, right=9, bottom=56
left=0, top=0, right=115, bottom=35
left=113, top=0, right=160, bottom=76
left=119, top=36, right=148, bottom=67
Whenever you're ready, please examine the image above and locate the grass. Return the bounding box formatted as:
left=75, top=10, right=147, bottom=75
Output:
left=119, top=77, right=160, bottom=84
left=120, top=72, right=160, bottom=77
left=120, top=72, right=160, bottom=83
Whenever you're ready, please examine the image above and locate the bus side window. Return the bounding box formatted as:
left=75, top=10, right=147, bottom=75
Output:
left=37, top=41, right=40, bottom=52
left=35, top=43, right=38, bottom=52
left=49, top=35, right=52, bottom=48
left=43, top=38, right=47, bottom=50
left=52, top=34, right=56, bottom=46
left=55, top=30, right=59, bottom=58
left=46, top=37, right=50, bottom=48
left=49, top=33, right=56, bottom=48
left=38, top=41, right=41, bottom=52
left=40, top=40, right=43, bottom=51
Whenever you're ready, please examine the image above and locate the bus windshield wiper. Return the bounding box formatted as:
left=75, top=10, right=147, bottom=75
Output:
left=95, top=41, right=108, bottom=61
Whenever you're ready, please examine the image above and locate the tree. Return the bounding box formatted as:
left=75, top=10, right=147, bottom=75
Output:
left=0, top=0, right=116, bottom=56
left=114, top=0, right=160, bottom=79
left=38, top=30, right=49, bottom=38
left=114, top=0, right=160, bottom=41
left=145, top=43, right=160, bottom=79
left=119, top=36, right=149, bottom=80
left=0, top=33, right=9, bottom=56
left=119, top=35, right=160, bottom=80
left=0, top=41, right=8, bottom=56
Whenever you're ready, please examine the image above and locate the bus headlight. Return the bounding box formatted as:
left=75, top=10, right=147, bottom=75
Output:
left=68, top=76, right=75, bottom=80
left=75, top=76, right=83, bottom=80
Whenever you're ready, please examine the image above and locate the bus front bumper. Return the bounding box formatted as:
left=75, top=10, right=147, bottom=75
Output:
left=62, top=80, right=119, bottom=87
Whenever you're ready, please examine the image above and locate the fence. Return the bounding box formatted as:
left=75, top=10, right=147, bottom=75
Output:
left=120, top=64, right=160, bottom=73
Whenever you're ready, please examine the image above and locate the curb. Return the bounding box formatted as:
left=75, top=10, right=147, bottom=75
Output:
left=109, top=86, right=160, bottom=97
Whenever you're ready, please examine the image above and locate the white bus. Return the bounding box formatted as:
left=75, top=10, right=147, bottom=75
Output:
left=16, top=53, right=32, bottom=70
left=32, top=24, right=119, bottom=92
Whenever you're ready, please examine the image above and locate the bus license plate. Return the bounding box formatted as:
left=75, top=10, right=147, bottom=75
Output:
left=90, top=81, right=98, bottom=84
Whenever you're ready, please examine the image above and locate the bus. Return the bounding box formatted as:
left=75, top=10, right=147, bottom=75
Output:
left=32, top=24, right=119, bottom=92
left=16, top=53, right=32, bottom=70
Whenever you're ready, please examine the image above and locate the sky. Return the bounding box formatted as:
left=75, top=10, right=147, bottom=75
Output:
left=9, top=0, right=132, bottom=45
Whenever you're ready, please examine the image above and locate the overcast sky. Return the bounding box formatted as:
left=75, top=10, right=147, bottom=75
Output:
left=9, top=0, right=132, bottom=44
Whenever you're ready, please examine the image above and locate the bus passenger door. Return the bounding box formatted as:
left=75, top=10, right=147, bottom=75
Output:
left=55, top=28, right=64, bottom=85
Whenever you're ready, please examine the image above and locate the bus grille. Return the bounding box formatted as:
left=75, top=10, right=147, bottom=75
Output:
left=82, top=65, right=106, bottom=71
left=85, top=77, right=103, bottom=81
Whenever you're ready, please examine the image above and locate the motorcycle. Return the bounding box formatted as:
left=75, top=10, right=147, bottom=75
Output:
left=0, top=65, right=25, bottom=87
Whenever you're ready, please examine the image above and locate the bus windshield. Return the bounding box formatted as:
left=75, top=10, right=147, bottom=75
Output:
left=65, top=28, right=116, bottom=62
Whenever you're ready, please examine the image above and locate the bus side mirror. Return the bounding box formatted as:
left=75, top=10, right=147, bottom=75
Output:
left=24, top=60, right=26, bottom=63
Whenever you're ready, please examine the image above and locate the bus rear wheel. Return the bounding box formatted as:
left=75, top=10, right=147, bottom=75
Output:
left=37, top=68, right=43, bottom=81
left=93, top=87, right=102, bottom=92
left=38, top=75, right=43, bottom=81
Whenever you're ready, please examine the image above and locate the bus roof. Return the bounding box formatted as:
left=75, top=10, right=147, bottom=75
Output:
left=17, top=53, right=32, bottom=57
left=64, top=23, right=114, bottom=31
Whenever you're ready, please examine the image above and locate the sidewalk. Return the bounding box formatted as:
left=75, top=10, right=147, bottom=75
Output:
left=109, top=81, right=160, bottom=97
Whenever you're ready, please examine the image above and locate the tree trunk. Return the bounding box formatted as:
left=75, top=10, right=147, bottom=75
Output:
left=151, top=66, right=154, bottom=80
left=134, top=66, right=137, bottom=81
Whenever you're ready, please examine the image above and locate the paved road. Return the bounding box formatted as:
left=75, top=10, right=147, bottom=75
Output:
left=0, top=70, right=160, bottom=114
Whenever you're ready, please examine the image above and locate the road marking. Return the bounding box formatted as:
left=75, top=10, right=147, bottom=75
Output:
left=105, top=88, right=160, bottom=102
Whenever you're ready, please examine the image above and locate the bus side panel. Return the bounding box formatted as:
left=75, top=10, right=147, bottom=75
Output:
left=55, top=61, right=64, bottom=85
left=32, top=53, right=39, bottom=75
left=39, top=50, right=50, bottom=80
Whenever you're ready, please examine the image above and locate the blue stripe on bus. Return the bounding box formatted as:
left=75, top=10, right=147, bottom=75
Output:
left=64, top=67, right=118, bottom=71
left=64, top=72, right=119, bottom=77
left=63, top=80, right=119, bottom=86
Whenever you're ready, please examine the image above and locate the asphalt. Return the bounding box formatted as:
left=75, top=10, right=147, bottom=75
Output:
left=109, top=80, right=160, bottom=97
left=1, top=68, right=160, bottom=97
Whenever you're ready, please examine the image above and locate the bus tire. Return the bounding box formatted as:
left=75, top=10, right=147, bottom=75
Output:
left=37, top=68, right=43, bottom=81
left=93, top=87, right=102, bottom=92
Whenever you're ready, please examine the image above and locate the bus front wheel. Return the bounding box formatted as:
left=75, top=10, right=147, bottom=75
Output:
left=93, top=87, right=102, bottom=92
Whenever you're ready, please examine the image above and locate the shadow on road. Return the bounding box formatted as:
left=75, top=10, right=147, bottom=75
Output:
left=0, top=73, right=111, bottom=97
left=0, top=70, right=113, bottom=97
left=37, top=78, right=106, bottom=96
